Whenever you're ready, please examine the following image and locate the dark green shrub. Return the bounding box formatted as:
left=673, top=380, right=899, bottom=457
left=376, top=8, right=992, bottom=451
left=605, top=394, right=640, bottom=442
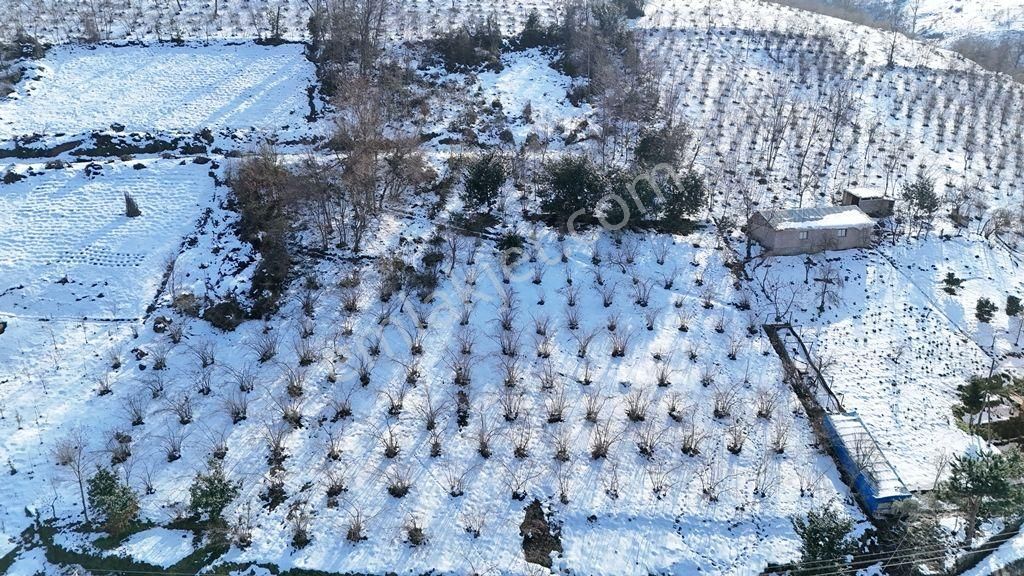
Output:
left=203, top=298, right=247, bottom=331
left=539, top=155, right=605, bottom=224
left=463, top=153, right=507, bottom=213
left=87, top=468, right=139, bottom=536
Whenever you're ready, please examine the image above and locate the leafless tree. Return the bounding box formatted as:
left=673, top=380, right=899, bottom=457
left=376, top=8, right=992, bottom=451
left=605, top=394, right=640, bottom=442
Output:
left=164, top=393, right=194, bottom=425
left=511, top=424, right=532, bottom=459
left=499, top=388, right=525, bottom=422
left=680, top=408, right=708, bottom=456
left=725, top=419, right=748, bottom=454
left=635, top=421, right=667, bottom=459
left=712, top=384, right=741, bottom=418
left=697, top=457, right=732, bottom=502
left=590, top=420, right=622, bottom=459
left=122, top=394, right=148, bottom=426
left=771, top=416, right=792, bottom=454
left=476, top=415, right=498, bottom=458
left=385, top=465, right=413, bottom=498
left=190, top=339, right=217, bottom=368
left=53, top=429, right=91, bottom=522
left=501, top=461, right=540, bottom=501
left=377, top=424, right=401, bottom=459
left=545, top=386, right=567, bottom=424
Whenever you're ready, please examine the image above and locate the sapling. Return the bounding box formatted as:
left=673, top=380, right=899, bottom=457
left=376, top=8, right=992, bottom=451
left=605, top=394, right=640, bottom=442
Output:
left=378, top=425, right=401, bottom=458
left=598, top=281, right=616, bottom=307
left=476, top=415, right=497, bottom=458
left=224, top=393, right=249, bottom=424
left=190, top=339, right=217, bottom=368
left=538, top=361, right=559, bottom=390
left=590, top=421, right=619, bottom=459
left=635, top=422, right=665, bottom=458
left=512, top=425, right=531, bottom=458
left=726, top=420, right=748, bottom=454
left=385, top=466, right=412, bottom=498
left=545, top=386, right=567, bottom=423
left=384, top=384, right=407, bottom=416
left=565, top=306, right=580, bottom=330
left=250, top=330, right=279, bottom=363
left=499, top=388, right=524, bottom=422
left=712, top=384, right=740, bottom=418
left=346, top=509, right=367, bottom=542
left=610, top=330, right=634, bottom=357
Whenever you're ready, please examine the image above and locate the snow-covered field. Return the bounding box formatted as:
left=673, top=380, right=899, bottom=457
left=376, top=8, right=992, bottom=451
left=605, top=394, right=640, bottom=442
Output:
left=850, top=0, right=1024, bottom=42
left=0, top=159, right=218, bottom=319
left=0, top=42, right=314, bottom=140
left=753, top=241, right=1003, bottom=490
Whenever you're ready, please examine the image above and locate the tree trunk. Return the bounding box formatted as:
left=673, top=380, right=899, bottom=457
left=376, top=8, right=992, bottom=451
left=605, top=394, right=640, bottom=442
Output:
left=78, top=475, right=90, bottom=523
left=965, top=499, right=980, bottom=545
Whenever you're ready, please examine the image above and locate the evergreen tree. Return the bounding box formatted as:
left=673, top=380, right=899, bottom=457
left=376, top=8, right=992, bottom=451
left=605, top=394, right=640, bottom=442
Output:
left=1008, top=295, right=1022, bottom=344
left=792, top=506, right=858, bottom=575
left=901, top=174, right=939, bottom=230
left=942, top=272, right=964, bottom=295
left=616, top=0, right=646, bottom=19
left=939, top=450, right=1024, bottom=544
left=515, top=8, right=559, bottom=49
left=662, top=169, right=705, bottom=224
left=540, top=155, right=605, bottom=224
left=87, top=468, right=139, bottom=535
left=462, top=153, right=507, bottom=213
left=634, top=124, right=691, bottom=168
left=957, top=375, right=1005, bottom=431
left=1007, top=295, right=1022, bottom=318
left=976, top=297, right=998, bottom=323
left=189, top=459, right=241, bottom=524
left=604, top=168, right=704, bottom=231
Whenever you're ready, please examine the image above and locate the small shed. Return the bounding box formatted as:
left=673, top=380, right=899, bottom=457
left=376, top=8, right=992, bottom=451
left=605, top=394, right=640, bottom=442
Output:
left=842, top=188, right=895, bottom=218
left=747, top=206, right=875, bottom=256
left=823, top=412, right=911, bottom=517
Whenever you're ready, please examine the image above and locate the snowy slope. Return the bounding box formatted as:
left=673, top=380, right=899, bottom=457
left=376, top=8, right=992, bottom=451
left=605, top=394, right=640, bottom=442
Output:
left=0, top=42, right=315, bottom=140
left=915, top=0, right=1024, bottom=40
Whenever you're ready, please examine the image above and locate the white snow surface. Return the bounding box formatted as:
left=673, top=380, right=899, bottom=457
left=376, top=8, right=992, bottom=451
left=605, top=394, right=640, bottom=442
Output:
left=115, top=528, right=196, bottom=568
left=0, top=42, right=314, bottom=139
left=753, top=236, right=1018, bottom=491
left=477, top=49, right=592, bottom=146
left=963, top=529, right=1024, bottom=576
left=0, top=159, right=217, bottom=319
left=771, top=207, right=877, bottom=231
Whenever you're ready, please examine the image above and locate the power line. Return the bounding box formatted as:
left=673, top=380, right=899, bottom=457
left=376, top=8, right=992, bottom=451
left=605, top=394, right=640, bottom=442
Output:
left=780, top=524, right=1023, bottom=572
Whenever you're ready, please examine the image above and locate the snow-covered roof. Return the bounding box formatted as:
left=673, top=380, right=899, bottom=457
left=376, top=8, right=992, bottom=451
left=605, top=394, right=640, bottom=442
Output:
left=847, top=187, right=893, bottom=200
left=827, top=412, right=911, bottom=500
left=758, top=206, right=875, bottom=231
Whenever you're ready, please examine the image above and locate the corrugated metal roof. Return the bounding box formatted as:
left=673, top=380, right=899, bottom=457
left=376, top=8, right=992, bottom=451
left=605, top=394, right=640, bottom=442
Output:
left=827, top=412, right=911, bottom=500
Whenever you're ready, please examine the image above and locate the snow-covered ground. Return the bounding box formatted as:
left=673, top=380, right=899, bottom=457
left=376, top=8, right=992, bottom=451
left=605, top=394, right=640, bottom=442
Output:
left=753, top=241, right=998, bottom=490
left=116, top=527, right=196, bottom=567
left=964, top=529, right=1024, bottom=576
left=477, top=49, right=593, bottom=147
left=853, top=0, right=1024, bottom=42
left=0, top=42, right=315, bottom=140
left=0, top=159, right=218, bottom=319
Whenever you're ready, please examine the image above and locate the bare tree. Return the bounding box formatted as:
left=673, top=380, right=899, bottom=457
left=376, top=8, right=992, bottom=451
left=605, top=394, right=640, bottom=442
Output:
left=53, top=430, right=91, bottom=522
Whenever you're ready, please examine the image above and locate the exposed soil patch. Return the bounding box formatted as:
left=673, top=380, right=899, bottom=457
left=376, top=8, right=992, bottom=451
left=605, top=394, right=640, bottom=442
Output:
left=520, top=499, right=562, bottom=569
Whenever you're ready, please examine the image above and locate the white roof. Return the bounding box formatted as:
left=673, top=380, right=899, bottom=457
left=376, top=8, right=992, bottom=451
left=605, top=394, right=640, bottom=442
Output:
left=847, top=187, right=892, bottom=200
left=758, top=206, right=875, bottom=231
left=828, top=412, right=911, bottom=500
